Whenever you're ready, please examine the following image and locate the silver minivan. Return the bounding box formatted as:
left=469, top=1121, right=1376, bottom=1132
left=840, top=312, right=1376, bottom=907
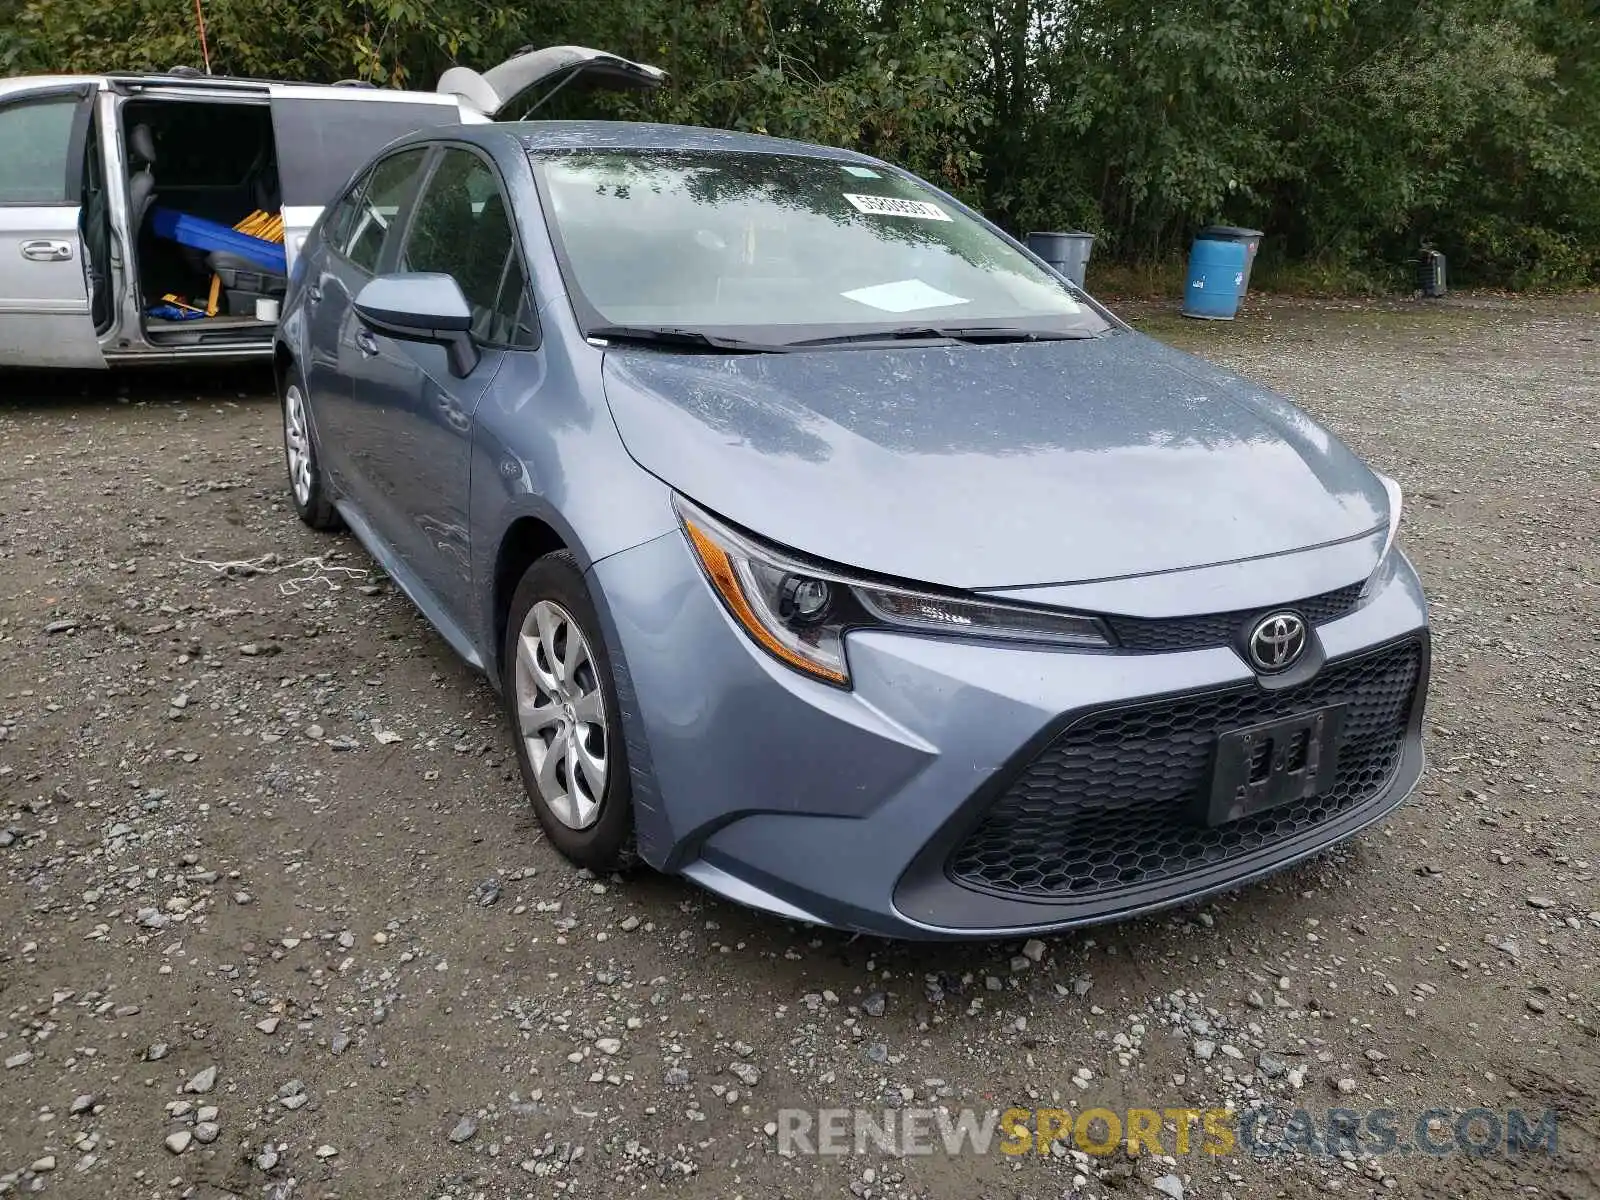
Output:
left=0, top=46, right=663, bottom=369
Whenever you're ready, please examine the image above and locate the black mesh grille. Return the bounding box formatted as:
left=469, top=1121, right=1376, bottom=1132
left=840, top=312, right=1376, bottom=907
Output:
left=947, top=639, right=1422, bottom=900
left=1105, top=582, right=1364, bottom=653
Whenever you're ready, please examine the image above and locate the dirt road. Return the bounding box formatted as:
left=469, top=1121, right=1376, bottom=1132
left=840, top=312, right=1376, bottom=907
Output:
left=1, top=296, right=1596, bottom=1200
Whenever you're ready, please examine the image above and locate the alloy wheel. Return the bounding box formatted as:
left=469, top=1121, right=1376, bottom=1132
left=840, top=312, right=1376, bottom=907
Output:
left=283, top=383, right=313, bottom=506
left=513, top=600, right=609, bottom=829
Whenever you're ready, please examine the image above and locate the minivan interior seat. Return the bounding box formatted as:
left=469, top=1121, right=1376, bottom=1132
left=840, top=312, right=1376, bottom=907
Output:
left=126, top=123, right=157, bottom=237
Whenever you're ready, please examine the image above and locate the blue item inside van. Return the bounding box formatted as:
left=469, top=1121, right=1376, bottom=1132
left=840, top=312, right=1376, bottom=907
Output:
left=150, top=208, right=287, bottom=276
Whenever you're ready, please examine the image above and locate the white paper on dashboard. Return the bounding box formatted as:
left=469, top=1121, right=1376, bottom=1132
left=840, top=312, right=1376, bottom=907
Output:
left=841, top=280, right=970, bottom=313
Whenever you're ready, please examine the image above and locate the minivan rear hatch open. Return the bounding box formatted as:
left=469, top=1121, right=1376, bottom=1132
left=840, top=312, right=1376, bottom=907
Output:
left=437, top=45, right=667, bottom=121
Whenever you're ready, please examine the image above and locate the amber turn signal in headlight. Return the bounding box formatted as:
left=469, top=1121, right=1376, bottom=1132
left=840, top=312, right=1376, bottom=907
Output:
left=676, top=497, right=1112, bottom=688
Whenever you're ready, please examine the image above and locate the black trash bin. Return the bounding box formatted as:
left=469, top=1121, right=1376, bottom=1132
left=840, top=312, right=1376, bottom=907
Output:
left=1025, top=231, right=1095, bottom=288
left=1197, top=225, right=1264, bottom=296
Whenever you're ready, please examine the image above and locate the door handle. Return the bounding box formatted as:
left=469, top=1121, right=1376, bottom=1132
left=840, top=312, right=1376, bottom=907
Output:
left=305, top=284, right=322, bottom=304
left=356, top=330, right=379, bottom=356
left=21, top=240, right=73, bottom=263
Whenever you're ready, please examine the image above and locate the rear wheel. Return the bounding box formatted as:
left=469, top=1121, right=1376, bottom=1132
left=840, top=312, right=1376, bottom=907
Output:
left=280, top=364, right=339, bottom=531
left=504, top=551, right=637, bottom=870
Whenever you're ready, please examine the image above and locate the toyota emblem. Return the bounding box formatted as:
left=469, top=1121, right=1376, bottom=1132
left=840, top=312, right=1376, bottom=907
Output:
left=1247, top=612, right=1307, bottom=672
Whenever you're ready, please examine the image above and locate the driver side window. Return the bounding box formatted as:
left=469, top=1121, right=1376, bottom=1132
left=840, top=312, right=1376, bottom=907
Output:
left=0, top=94, right=83, bottom=204
left=398, top=147, right=537, bottom=349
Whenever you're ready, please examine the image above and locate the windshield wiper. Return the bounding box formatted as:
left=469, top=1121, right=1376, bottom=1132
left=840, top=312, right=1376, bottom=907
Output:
left=784, top=325, right=1102, bottom=348
left=586, top=325, right=787, bottom=354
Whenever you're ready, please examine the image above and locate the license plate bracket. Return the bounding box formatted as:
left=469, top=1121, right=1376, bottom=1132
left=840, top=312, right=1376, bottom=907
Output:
left=1203, top=705, right=1346, bottom=826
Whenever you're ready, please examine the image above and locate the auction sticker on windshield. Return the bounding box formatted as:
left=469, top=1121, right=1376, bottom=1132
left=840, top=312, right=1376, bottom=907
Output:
left=844, top=193, right=952, bottom=221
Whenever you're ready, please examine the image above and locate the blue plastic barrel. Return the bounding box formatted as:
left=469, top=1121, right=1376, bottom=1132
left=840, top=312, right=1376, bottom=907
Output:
left=1197, top=225, right=1263, bottom=295
left=1181, top=238, right=1249, bottom=320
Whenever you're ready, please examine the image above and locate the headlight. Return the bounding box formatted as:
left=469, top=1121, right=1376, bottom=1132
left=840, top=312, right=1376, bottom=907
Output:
left=1360, top=472, right=1405, bottom=600
left=675, top=497, right=1111, bottom=687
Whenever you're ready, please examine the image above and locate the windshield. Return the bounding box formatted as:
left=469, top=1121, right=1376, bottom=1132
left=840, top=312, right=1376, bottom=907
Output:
left=529, top=148, right=1112, bottom=344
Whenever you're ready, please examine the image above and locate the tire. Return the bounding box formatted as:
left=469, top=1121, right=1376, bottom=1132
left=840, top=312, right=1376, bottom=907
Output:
left=280, top=362, right=340, bottom=531
left=503, top=551, right=637, bottom=870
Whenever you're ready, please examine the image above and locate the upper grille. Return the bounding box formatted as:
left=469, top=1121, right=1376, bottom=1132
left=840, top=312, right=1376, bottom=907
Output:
left=1105, top=582, right=1364, bottom=653
left=947, top=639, right=1422, bottom=901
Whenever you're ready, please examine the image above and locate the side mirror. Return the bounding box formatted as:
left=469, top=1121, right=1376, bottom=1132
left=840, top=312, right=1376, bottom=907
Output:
left=353, top=273, right=479, bottom=377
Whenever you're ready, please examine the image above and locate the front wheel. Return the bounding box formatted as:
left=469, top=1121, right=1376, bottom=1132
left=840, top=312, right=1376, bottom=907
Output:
left=280, top=364, right=340, bottom=531
left=503, top=551, right=637, bottom=870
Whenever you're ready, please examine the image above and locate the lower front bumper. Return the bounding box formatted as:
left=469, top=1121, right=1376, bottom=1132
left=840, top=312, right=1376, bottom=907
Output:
left=590, top=532, right=1430, bottom=940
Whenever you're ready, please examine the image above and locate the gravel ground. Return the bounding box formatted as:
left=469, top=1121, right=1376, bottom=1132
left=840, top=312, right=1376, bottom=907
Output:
left=1, top=295, right=1596, bottom=1200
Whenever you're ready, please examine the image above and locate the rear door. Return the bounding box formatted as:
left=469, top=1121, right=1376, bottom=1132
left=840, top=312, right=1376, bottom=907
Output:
left=0, top=83, right=106, bottom=368
left=436, top=45, right=666, bottom=121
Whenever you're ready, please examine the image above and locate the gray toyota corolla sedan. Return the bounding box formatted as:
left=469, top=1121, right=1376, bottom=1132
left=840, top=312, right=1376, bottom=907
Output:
left=274, top=121, right=1429, bottom=939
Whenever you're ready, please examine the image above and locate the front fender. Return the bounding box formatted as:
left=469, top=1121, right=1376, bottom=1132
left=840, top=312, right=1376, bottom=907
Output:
left=468, top=342, right=678, bottom=690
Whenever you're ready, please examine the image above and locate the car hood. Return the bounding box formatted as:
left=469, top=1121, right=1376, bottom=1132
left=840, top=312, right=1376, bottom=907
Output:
left=600, top=331, right=1389, bottom=590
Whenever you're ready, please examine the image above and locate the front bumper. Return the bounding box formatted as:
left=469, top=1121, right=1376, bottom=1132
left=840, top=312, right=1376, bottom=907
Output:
left=590, top=532, right=1430, bottom=940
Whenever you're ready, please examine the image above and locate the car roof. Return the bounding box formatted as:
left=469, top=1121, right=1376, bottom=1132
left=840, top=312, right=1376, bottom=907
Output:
left=3, top=46, right=665, bottom=117
left=105, top=70, right=320, bottom=88
left=0, top=74, right=102, bottom=99
left=493, top=120, right=883, bottom=164
left=0, top=70, right=456, bottom=101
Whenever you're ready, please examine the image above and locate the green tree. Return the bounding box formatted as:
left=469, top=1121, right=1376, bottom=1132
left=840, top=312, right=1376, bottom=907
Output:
left=4, top=0, right=1595, bottom=287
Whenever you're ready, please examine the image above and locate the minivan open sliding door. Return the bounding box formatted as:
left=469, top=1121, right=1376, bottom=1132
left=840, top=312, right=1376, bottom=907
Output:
left=267, top=87, right=466, bottom=274
left=0, top=83, right=107, bottom=368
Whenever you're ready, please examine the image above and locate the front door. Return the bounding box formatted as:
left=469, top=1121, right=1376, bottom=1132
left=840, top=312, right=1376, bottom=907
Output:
left=351, top=144, right=537, bottom=625
left=0, top=84, right=106, bottom=368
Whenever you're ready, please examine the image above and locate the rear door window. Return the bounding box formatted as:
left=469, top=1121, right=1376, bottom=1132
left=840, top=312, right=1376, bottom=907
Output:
left=342, top=147, right=429, bottom=274
left=271, top=96, right=462, bottom=208
left=124, top=101, right=270, bottom=187
left=321, top=168, right=369, bottom=252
